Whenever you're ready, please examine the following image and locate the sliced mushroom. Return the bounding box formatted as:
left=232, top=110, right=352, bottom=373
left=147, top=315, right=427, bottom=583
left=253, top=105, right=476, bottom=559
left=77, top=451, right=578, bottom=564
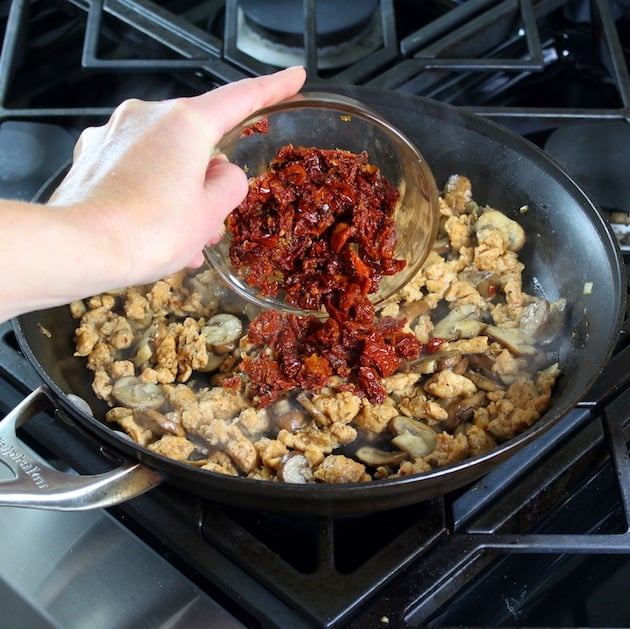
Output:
left=404, top=350, right=465, bottom=375
left=444, top=390, right=487, bottom=431
left=133, top=324, right=156, bottom=367
left=458, top=270, right=500, bottom=299
left=132, top=407, right=185, bottom=437
left=389, top=415, right=438, bottom=458
left=475, top=209, right=526, bottom=251
left=432, top=304, right=486, bottom=341
left=537, top=297, right=567, bottom=344
left=355, top=446, right=408, bottom=467
left=296, top=392, right=330, bottom=427
left=392, top=431, right=434, bottom=459
left=485, top=325, right=537, bottom=356
left=519, top=298, right=550, bottom=337
left=465, top=369, right=505, bottom=392
left=277, top=451, right=314, bottom=483
left=269, top=398, right=309, bottom=433
left=202, top=314, right=243, bottom=355
left=111, top=376, right=165, bottom=409
left=468, top=353, right=497, bottom=372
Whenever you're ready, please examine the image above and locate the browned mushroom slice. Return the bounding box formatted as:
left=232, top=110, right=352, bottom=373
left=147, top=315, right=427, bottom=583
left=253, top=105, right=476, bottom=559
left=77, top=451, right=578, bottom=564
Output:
left=398, top=299, right=430, bottom=324
left=202, top=314, right=243, bottom=355
left=277, top=451, right=314, bottom=483
left=432, top=304, right=486, bottom=341
left=537, top=297, right=567, bottom=344
left=132, top=407, right=185, bottom=437
left=444, top=390, right=487, bottom=431
left=404, top=350, right=465, bottom=375
left=389, top=415, right=438, bottom=458
left=133, top=324, right=156, bottom=367
left=465, top=369, right=506, bottom=392
left=518, top=298, right=550, bottom=337
left=269, top=398, right=309, bottom=433
left=355, top=446, right=408, bottom=467
left=458, top=270, right=500, bottom=299
left=112, top=376, right=165, bottom=409
left=475, top=209, right=526, bottom=251
left=296, top=392, right=331, bottom=426
left=485, top=325, right=538, bottom=356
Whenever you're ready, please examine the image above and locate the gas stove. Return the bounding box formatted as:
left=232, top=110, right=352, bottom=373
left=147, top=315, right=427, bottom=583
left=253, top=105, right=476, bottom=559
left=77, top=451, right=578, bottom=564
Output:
left=1, top=1, right=630, bottom=628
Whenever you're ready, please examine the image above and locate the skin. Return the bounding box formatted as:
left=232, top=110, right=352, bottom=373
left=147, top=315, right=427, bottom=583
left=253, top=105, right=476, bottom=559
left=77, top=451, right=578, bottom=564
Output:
left=0, top=66, right=306, bottom=322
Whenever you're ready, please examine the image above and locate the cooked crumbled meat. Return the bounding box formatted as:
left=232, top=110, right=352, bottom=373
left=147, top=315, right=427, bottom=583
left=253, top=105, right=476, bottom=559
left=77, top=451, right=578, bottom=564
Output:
left=92, top=369, right=113, bottom=401
left=148, top=435, right=195, bottom=461
left=201, top=451, right=239, bottom=476
left=444, top=214, right=472, bottom=251
left=237, top=407, right=271, bottom=437
left=255, top=437, right=288, bottom=470
left=425, top=370, right=477, bottom=399
left=310, top=391, right=362, bottom=425
left=69, top=300, right=87, bottom=319
left=72, top=176, right=565, bottom=483
left=424, top=431, right=470, bottom=467
left=105, top=406, right=153, bottom=446
left=198, top=387, right=248, bottom=421
left=354, top=399, right=399, bottom=434
left=110, top=360, right=135, bottom=380
left=465, top=424, right=498, bottom=456
left=197, top=420, right=258, bottom=473
left=443, top=174, right=472, bottom=214
left=313, top=454, right=370, bottom=483
left=162, top=383, right=203, bottom=433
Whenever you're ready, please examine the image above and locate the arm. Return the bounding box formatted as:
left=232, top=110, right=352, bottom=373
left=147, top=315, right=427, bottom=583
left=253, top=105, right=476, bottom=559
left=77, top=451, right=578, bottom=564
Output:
left=0, top=66, right=306, bottom=322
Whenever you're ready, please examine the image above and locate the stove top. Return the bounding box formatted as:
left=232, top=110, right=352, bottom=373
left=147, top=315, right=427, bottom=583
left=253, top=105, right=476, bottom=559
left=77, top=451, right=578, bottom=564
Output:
left=1, top=1, right=630, bottom=628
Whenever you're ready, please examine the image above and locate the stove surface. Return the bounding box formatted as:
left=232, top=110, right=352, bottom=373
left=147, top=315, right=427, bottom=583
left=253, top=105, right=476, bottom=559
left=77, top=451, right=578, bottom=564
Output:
left=1, top=1, right=630, bottom=628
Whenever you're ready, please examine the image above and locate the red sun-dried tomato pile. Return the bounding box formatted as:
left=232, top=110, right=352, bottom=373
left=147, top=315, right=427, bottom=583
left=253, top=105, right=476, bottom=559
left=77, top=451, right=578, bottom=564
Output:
left=227, top=145, right=404, bottom=319
left=226, top=144, right=424, bottom=406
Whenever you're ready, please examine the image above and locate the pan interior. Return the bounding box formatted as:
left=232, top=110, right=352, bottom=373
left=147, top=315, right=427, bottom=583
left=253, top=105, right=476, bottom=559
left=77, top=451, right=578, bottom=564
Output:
left=13, top=88, right=625, bottom=511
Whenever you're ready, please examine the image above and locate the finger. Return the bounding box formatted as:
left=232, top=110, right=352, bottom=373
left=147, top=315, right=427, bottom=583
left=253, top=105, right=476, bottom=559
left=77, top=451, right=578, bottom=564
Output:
left=203, top=158, right=248, bottom=243
left=187, top=66, right=306, bottom=146
left=186, top=251, right=206, bottom=269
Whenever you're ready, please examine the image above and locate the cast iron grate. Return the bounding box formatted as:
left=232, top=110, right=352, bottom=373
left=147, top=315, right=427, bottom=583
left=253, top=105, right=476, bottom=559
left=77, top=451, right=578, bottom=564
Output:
left=0, top=0, right=629, bottom=129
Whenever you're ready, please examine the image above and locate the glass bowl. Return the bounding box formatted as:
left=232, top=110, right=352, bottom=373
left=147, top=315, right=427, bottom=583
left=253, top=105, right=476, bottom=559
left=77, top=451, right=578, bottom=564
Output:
left=204, top=91, right=439, bottom=316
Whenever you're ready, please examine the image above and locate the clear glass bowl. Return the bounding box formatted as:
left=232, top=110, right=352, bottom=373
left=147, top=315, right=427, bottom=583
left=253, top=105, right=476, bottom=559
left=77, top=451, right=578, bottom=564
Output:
left=204, top=92, right=439, bottom=315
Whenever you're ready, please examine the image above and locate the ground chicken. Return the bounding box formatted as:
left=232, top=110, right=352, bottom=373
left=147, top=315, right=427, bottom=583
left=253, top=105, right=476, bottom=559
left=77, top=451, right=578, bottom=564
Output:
left=313, top=454, right=370, bottom=483
left=425, top=370, right=477, bottom=399
left=71, top=176, right=565, bottom=484
left=148, top=435, right=195, bottom=461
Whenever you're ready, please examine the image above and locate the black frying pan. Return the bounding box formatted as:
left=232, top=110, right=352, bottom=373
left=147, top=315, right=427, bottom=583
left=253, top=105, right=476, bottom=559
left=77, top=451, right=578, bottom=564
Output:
left=10, top=87, right=626, bottom=515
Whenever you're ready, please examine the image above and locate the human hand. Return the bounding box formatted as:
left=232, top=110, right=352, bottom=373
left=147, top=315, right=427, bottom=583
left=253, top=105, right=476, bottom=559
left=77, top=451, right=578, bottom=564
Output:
left=48, top=66, right=307, bottom=288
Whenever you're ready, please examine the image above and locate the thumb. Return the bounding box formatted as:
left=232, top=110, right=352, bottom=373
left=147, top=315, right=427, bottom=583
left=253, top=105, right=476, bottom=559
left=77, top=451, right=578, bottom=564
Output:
left=203, top=154, right=248, bottom=244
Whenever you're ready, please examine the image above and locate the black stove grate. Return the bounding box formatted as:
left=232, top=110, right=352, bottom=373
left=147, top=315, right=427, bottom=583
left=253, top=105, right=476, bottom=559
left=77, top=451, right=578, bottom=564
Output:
left=2, top=2, right=630, bottom=627
left=3, top=318, right=630, bottom=627
left=1, top=0, right=629, bottom=129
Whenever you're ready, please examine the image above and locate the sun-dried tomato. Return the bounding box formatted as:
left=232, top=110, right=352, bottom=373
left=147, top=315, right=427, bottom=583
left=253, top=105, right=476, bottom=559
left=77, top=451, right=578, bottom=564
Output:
left=225, top=145, right=426, bottom=405
left=226, top=145, right=403, bottom=318
left=242, top=117, right=269, bottom=136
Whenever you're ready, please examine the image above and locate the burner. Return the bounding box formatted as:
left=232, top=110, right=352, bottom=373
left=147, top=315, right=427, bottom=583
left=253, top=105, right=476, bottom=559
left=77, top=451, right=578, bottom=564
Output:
left=544, top=120, right=630, bottom=212
left=235, top=0, right=383, bottom=70
left=0, top=122, right=75, bottom=200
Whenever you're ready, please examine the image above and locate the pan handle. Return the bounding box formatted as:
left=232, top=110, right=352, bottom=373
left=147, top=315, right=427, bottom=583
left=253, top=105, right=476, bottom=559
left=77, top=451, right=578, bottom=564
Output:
left=0, top=386, right=164, bottom=511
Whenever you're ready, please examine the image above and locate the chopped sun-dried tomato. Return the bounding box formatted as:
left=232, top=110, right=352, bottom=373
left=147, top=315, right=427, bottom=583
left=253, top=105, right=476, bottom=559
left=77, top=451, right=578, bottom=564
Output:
left=226, top=145, right=403, bottom=316
left=225, top=145, right=426, bottom=406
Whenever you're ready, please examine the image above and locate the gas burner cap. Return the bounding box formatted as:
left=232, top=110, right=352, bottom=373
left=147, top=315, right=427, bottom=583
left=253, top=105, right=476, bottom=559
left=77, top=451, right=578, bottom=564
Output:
left=544, top=120, right=630, bottom=212
left=236, top=0, right=382, bottom=70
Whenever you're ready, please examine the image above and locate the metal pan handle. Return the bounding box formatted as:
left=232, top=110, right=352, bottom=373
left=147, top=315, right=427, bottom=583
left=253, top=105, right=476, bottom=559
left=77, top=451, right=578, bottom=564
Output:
left=0, top=386, right=164, bottom=510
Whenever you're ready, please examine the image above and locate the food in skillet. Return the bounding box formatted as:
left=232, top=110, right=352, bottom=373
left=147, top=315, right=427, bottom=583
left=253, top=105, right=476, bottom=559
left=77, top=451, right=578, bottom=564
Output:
left=70, top=173, right=565, bottom=484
